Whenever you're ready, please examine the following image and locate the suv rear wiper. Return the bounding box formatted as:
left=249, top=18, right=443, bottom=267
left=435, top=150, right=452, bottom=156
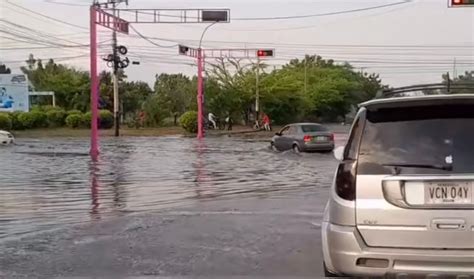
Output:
left=382, top=163, right=453, bottom=174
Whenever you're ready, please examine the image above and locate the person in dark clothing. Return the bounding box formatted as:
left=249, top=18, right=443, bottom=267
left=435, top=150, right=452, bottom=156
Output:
left=225, top=115, right=233, bottom=130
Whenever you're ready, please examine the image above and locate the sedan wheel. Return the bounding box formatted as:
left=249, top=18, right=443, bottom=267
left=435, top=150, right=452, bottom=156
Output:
left=292, top=144, right=301, bottom=153
left=270, top=142, right=279, bottom=152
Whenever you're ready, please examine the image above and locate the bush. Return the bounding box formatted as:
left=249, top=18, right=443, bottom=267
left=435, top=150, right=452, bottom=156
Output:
left=79, top=111, right=113, bottom=129
left=65, top=113, right=84, bottom=129
left=29, top=105, right=43, bottom=112
left=30, top=111, right=48, bottom=128
left=8, top=111, right=24, bottom=130
left=99, top=110, right=113, bottom=129
left=0, top=113, right=12, bottom=130
left=82, top=112, right=92, bottom=128
left=67, top=110, right=82, bottom=117
left=18, top=112, right=36, bottom=129
left=179, top=111, right=198, bottom=133
left=41, top=105, right=58, bottom=112
left=46, top=109, right=67, bottom=127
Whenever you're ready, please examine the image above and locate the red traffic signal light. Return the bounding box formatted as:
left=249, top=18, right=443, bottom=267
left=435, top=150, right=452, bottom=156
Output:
left=257, top=49, right=274, bottom=57
left=451, top=0, right=474, bottom=6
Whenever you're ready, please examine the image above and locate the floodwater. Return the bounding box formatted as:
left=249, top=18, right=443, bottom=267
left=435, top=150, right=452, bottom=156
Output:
left=0, top=136, right=341, bottom=239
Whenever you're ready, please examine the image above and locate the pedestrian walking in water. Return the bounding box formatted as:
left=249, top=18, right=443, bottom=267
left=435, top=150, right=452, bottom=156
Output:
left=208, top=112, right=217, bottom=130
left=139, top=111, right=146, bottom=128
left=263, top=113, right=271, bottom=131
left=225, top=115, right=233, bottom=131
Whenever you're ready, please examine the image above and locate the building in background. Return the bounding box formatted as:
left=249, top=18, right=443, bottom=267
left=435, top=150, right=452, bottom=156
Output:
left=0, top=74, right=29, bottom=112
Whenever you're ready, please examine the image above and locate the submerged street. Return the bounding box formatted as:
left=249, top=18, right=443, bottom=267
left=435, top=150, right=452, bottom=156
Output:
left=0, top=132, right=347, bottom=277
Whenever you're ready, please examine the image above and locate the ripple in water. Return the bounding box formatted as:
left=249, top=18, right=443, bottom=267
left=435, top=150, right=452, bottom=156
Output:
left=0, top=136, right=339, bottom=238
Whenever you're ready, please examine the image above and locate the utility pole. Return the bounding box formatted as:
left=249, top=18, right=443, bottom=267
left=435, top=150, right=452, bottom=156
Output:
left=255, top=56, right=260, bottom=128
left=447, top=71, right=451, bottom=94
left=453, top=57, right=457, bottom=79
left=112, top=1, right=120, bottom=137
left=304, top=58, right=307, bottom=95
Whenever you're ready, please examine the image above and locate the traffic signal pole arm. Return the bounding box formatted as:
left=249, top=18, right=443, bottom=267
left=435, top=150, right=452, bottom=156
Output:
left=89, top=5, right=230, bottom=156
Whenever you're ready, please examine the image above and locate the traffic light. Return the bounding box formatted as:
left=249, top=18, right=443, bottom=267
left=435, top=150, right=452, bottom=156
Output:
left=179, top=45, right=190, bottom=55
left=201, top=10, right=229, bottom=22
left=256, top=49, right=274, bottom=57
left=450, top=0, right=474, bottom=6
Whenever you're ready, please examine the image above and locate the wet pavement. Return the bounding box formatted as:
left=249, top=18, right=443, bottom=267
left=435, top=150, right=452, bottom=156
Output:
left=0, top=132, right=348, bottom=277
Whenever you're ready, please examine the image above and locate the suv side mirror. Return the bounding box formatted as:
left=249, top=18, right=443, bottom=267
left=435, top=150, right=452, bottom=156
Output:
left=333, top=146, right=345, bottom=161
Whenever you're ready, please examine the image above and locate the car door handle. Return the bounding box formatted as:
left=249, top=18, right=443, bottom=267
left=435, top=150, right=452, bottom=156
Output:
left=432, top=219, right=465, bottom=230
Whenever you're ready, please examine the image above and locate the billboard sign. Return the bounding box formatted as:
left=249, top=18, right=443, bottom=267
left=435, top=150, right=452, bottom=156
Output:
left=0, top=74, right=29, bottom=112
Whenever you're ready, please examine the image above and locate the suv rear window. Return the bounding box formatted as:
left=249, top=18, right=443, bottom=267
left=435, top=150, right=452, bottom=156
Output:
left=301, top=125, right=327, bottom=133
left=358, top=104, right=474, bottom=175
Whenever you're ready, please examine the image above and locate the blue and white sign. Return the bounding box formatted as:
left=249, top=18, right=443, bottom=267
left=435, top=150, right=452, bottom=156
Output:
left=0, top=74, right=29, bottom=112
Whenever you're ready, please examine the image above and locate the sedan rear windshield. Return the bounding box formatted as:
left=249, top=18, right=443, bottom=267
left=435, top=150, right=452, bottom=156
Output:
left=301, top=125, right=328, bottom=133
left=358, top=104, right=474, bottom=175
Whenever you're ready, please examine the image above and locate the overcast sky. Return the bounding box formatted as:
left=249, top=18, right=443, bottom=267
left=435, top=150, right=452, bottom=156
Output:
left=1, top=0, right=473, bottom=87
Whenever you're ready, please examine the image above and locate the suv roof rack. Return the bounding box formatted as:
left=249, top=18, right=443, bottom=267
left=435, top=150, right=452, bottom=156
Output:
left=376, top=82, right=474, bottom=98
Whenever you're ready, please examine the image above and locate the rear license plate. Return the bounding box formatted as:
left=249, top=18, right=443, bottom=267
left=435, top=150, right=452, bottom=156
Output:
left=424, top=182, right=473, bottom=205
left=315, top=136, right=327, bottom=142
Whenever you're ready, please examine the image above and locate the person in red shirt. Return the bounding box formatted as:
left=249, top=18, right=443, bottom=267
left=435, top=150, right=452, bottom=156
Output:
left=262, top=113, right=271, bottom=131
left=139, top=111, right=146, bottom=128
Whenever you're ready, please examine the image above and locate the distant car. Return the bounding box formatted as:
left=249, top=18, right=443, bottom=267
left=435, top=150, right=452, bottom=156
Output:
left=0, top=130, right=14, bottom=145
left=271, top=123, right=334, bottom=153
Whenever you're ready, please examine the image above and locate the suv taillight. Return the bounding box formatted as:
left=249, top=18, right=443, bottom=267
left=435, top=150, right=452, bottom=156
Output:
left=335, top=161, right=356, bottom=201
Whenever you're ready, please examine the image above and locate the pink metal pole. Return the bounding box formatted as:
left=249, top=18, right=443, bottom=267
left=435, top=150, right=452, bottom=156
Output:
left=90, top=6, right=99, bottom=158
left=197, top=48, right=204, bottom=139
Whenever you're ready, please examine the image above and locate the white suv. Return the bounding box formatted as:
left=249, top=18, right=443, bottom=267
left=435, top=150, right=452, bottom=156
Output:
left=322, top=94, right=474, bottom=277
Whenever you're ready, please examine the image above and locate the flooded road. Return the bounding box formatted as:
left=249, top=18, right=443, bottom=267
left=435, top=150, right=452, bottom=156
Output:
left=0, top=136, right=341, bottom=239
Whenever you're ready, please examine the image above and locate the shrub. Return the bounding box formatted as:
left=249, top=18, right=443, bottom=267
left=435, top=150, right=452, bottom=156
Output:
left=29, top=105, right=43, bottom=112
left=99, top=110, right=113, bottom=129
left=9, top=111, right=24, bottom=130
left=179, top=111, right=198, bottom=133
left=18, top=112, right=36, bottom=129
left=82, top=112, right=92, bottom=128
left=30, top=111, right=48, bottom=128
left=41, top=105, right=58, bottom=112
left=67, top=110, right=82, bottom=117
left=46, top=109, right=67, bottom=127
left=0, top=113, right=12, bottom=130
left=65, top=113, right=84, bottom=129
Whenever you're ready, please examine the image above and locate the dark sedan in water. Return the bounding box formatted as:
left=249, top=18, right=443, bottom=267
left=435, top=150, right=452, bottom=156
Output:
left=271, top=123, right=335, bottom=153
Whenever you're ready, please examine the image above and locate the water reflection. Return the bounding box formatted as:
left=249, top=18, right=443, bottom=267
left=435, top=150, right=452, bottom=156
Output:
left=0, top=137, right=339, bottom=239
left=89, top=159, right=100, bottom=220
left=194, top=140, right=208, bottom=199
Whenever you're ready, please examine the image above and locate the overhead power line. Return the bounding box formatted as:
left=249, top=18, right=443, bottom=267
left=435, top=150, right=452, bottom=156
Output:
left=129, top=25, right=179, bottom=48
left=43, top=0, right=89, bottom=7
left=233, top=0, right=414, bottom=21
left=4, top=0, right=88, bottom=30
left=131, top=0, right=414, bottom=22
